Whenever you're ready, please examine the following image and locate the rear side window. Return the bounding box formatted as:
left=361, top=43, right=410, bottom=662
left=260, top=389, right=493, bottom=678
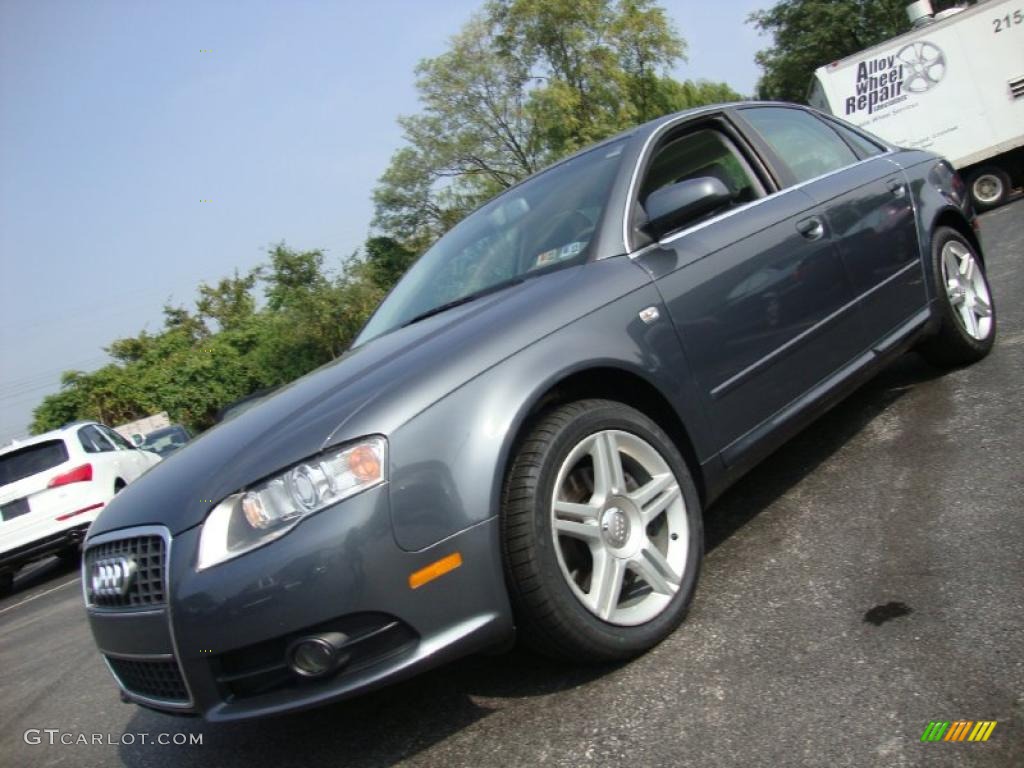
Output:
left=0, top=440, right=69, bottom=486
left=826, top=119, right=886, bottom=158
left=79, top=425, right=115, bottom=453
left=100, top=426, right=135, bottom=450
left=740, top=107, right=859, bottom=185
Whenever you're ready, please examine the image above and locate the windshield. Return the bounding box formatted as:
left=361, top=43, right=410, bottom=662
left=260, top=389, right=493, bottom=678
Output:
left=354, top=139, right=627, bottom=345
left=141, top=426, right=189, bottom=455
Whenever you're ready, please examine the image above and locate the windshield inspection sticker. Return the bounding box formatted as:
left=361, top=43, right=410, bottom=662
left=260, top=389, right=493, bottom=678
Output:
left=534, top=241, right=585, bottom=268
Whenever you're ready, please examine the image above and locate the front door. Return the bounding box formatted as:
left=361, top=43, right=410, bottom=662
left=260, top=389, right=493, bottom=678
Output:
left=629, top=121, right=864, bottom=462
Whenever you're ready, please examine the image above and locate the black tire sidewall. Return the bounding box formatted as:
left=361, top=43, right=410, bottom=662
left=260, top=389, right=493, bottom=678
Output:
left=968, top=168, right=1010, bottom=211
left=515, top=401, right=703, bottom=657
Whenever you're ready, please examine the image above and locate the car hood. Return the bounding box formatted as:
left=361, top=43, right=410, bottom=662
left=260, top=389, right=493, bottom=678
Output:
left=89, top=260, right=647, bottom=538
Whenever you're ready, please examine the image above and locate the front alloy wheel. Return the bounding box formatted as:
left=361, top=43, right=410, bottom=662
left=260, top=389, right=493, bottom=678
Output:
left=502, top=399, right=703, bottom=662
left=551, top=429, right=688, bottom=626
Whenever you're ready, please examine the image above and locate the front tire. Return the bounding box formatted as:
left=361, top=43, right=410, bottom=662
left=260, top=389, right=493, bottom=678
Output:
left=501, top=399, right=703, bottom=662
left=918, top=226, right=996, bottom=367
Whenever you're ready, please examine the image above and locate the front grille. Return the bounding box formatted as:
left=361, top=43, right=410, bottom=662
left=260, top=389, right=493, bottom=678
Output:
left=107, top=657, right=189, bottom=703
left=85, top=535, right=166, bottom=607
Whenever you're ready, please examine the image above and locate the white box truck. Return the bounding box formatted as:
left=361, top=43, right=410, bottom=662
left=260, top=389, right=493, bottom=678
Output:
left=808, top=0, right=1024, bottom=210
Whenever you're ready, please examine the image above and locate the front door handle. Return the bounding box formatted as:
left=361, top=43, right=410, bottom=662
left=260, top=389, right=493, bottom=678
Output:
left=796, top=216, right=824, bottom=241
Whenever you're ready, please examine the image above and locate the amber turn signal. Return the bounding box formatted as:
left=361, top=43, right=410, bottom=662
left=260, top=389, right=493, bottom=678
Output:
left=409, top=552, right=463, bottom=589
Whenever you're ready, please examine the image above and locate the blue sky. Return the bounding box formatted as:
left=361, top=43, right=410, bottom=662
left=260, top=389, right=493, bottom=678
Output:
left=0, top=0, right=766, bottom=442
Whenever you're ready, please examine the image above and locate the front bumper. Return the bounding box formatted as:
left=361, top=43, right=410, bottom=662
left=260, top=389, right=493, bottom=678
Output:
left=83, top=485, right=513, bottom=721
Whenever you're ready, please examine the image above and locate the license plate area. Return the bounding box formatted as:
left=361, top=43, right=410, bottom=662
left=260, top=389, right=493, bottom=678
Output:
left=0, top=497, right=30, bottom=521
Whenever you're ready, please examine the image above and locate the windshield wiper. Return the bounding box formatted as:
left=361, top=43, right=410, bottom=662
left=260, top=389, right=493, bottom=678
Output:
left=401, top=279, right=525, bottom=329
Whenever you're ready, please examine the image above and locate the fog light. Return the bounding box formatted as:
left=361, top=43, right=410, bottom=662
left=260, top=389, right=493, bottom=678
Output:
left=286, top=632, right=351, bottom=678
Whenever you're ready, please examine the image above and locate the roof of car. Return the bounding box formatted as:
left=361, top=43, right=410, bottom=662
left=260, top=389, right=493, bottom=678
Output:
left=506, top=100, right=793, bottom=190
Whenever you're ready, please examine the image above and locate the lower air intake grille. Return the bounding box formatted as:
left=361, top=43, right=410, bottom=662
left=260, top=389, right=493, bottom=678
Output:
left=106, top=657, right=189, bottom=704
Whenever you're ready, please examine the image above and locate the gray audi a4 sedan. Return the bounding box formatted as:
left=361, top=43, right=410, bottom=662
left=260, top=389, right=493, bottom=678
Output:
left=83, top=102, right=996, bottom=721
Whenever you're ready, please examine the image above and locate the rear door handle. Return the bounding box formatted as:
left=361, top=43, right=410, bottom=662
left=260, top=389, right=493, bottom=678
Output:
left=796, top=216, right=824, bottom=241
left=887, top=179, right=907, bottom=198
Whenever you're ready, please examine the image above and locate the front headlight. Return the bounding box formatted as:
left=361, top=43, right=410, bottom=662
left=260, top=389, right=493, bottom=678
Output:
left=196, top=436, right=387, bottom=570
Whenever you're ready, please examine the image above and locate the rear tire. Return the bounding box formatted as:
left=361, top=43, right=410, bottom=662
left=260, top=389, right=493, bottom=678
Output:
left=967, top=167, right=1010, bottom=211
left=918, top=227, right=996, bottom=367
left=0, top=570, right=14, bottom=597
left=501, top=399, right=703, bottom=662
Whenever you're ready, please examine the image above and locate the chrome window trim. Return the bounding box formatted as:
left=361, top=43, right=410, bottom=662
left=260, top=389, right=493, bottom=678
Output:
left=620, top=105, right=725, bottom=253
left=618, top=104, right=898, bottom=257
left=83, top=525, right=195, bottom=710
left=624, top=151, right=895, bottom=260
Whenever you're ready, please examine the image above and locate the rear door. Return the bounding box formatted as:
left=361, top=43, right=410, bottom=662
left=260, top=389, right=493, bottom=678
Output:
left=733, top=106, right=925, bottom=349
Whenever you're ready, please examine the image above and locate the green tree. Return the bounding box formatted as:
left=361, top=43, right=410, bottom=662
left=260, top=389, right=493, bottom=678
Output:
left=196, top=270, right=258, bottom=332
left=749, top=0, right=910, bottom=102
left=362, top=236, right=418, bottom=290
left=29, top=243, right=384, bottom=436
left=374, top=0, right=739, bottom=250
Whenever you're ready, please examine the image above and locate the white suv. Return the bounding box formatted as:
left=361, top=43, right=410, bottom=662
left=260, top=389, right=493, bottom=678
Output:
left=0, top=421, right=161, bottom=594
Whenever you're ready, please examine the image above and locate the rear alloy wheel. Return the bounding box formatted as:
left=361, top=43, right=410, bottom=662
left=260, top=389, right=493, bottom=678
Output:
left=968, top=167, right=1010, bottom=211
left=918, top=227, right=996, bottom=367
left=502, top=399, right=702, bottom=661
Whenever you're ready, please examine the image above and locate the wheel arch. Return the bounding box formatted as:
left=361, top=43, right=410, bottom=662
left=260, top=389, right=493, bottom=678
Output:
left=931, top=206, right=984, bottom=266
left=504, top=365, right=706, bottom=507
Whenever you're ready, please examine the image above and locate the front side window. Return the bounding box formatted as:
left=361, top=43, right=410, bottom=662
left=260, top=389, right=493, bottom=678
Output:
left=741, top=107, right=858, bottom=185
left=354, top=140, right=627, bottom=346
left=639, top=127, right=762, bottom=228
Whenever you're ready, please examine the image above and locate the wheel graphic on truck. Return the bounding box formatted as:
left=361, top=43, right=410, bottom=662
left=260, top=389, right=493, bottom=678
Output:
left=898, top=41, right=946, bottom=93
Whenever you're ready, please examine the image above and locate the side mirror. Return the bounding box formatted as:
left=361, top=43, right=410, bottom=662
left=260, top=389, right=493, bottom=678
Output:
left=642, top=177, right=732, bottom=240
left=131, top=434, right=144, bottom=447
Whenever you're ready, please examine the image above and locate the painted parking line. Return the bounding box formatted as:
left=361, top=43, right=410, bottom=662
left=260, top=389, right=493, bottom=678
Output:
left=0, top=577, right=80, bottom=616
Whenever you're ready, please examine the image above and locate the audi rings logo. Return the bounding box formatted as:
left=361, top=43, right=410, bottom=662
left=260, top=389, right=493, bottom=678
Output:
left=90, top=556, right=137, bottom=598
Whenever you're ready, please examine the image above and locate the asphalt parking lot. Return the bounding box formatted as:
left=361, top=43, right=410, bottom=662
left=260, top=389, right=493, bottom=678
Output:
left=2, top=200, right=1021, bottom=768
